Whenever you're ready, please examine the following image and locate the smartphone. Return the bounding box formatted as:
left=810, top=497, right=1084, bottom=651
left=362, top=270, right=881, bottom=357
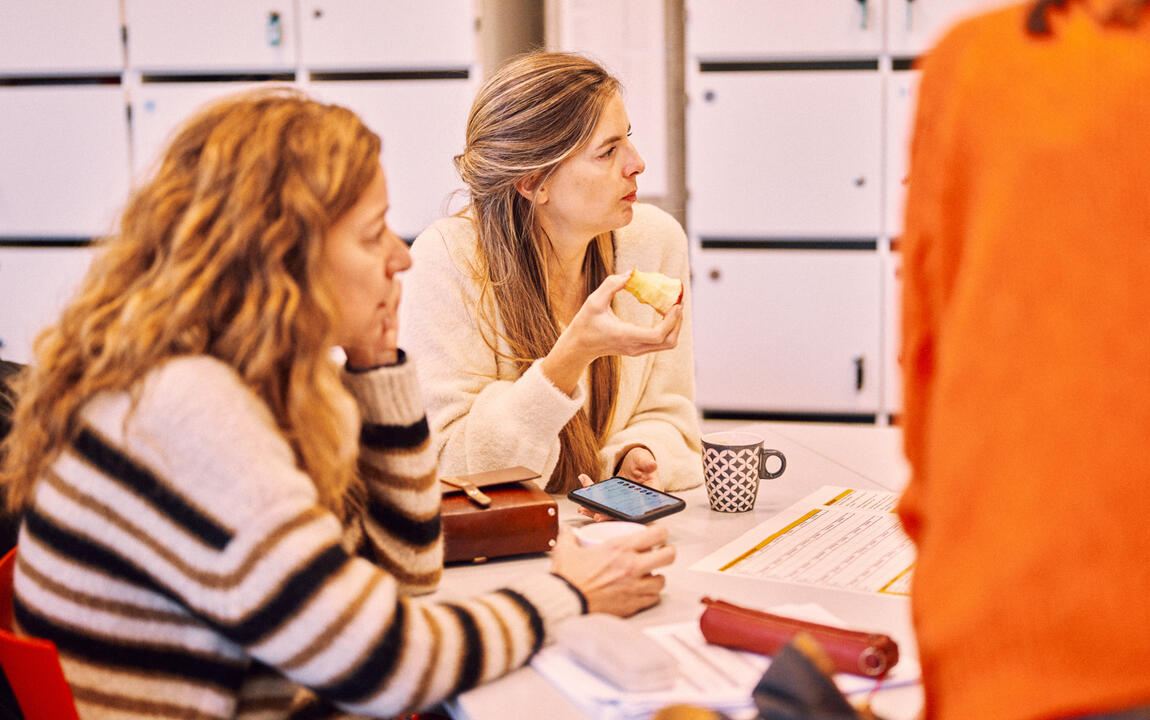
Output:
left=567, top=476, right=686, bottom=523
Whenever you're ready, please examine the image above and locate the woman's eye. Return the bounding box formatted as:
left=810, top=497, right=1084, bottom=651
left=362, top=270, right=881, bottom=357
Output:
left=601, top=146, right=616, bottom=159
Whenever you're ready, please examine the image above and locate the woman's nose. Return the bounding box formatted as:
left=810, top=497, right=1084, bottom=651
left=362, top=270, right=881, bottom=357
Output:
left=387, top=231, right=413, bottom=275
left=625, top=142, right=645, bottom=177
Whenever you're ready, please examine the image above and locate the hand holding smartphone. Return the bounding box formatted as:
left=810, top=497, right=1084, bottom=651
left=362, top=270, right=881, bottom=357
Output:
left=568, top=476, right=685, bottom=523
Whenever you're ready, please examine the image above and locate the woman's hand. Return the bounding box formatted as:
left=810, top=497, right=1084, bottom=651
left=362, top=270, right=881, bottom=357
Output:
left=570, top=273, right=683, bottom=359
left=616, top=446, right=664, bottom=491
left=542, top=273, right=683, bottom=394
left=550, top=524, right=675, bottom=617
left=575, top=448, right=664, bottom=521
left=574, top=473, right=610, bottom=522
left=343, top=279, right=402, bottom=369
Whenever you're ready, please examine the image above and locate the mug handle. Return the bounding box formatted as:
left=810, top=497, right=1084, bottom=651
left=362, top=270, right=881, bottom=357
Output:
left=758, top=448, right=786, bottom=479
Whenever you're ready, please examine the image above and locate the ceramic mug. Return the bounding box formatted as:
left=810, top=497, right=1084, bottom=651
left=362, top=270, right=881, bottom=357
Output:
left=701, top=431, right=786, bottom=512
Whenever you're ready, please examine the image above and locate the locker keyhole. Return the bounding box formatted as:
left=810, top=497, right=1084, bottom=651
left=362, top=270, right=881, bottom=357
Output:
left=267, top=11, right=283, bottom=47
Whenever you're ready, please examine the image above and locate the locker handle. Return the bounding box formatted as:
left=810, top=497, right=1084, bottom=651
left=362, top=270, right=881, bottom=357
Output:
left=854, top=355, right=866, bottom=392
left=267, top=11, right=283, bottom=47
left=856, top=0, right=869, bottom=30
left=906, top=0, right=917, bottom=31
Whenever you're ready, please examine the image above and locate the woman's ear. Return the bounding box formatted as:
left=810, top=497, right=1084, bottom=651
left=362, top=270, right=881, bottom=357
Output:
left=515, top=174, right=548, bottom=205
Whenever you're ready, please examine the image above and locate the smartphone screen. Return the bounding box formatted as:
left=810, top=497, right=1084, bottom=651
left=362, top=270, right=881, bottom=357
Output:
left=568, top=476, right=685, bottom=523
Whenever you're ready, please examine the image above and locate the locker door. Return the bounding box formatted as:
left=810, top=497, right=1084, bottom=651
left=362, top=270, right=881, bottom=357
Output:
left=692, top=248, right=881, bottom=415
left=688, top=0, right=883, bottom=60
left=124, top=0, right=296, bottom=73
left=689, top=71, right=882, bottom=238
left=0, top=247, right=96, bottom=364
left=883, top=251, right=903, bottom=419
left=130, top=82, right=284, bottom=179
left=887, top=0, right=1012, bottom=56
left=301, top=0, right=474, bottom=71
left=885, top=71, right=920, bottom=238
left=310, top=80, right=473, bottom=240
left=0, top=86, right=130, bottom=237
left=0, top=0, right=123, bottom=75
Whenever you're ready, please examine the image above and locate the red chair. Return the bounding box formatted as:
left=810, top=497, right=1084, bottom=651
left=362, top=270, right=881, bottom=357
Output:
left=0, top=547, right=80, bottom=719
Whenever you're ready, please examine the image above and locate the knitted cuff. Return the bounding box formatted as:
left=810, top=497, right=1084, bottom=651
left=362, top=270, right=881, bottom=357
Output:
left=340, top=352, right=424, bottom=427
left=345, top=348, right=406, bottom=374
left=612, top=443, right=655, bottom=476
left=549, top=572, right=589, bottom=614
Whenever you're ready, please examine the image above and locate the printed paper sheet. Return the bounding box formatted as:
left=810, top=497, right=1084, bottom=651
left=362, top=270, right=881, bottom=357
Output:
left=691, top=486, right=915, bottom=596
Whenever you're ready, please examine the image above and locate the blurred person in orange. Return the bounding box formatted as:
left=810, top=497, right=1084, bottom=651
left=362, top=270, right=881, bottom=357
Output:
left=898, top=1, right=1150, bottom=718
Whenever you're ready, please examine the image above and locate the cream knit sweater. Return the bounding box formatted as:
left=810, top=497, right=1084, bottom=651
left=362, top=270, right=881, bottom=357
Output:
left=399, top=203, right=702, bottom=491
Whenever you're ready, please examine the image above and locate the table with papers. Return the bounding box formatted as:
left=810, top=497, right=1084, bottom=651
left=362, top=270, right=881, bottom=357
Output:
left=435, top=422, right=921, bottom=720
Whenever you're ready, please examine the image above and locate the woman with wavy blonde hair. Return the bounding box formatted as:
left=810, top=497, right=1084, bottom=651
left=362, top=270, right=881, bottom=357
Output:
left=3, top=89, right=372, bottom=517
left=0, top=87, right=672, bottom=719
left=400, top=51, right=702, bottom=494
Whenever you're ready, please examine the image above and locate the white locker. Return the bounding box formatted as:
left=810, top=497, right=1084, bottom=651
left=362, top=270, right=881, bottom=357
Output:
left=887, top=0, right=1013, bottom=56
left=692, top=249, right=881, bottom=414
left=0, top=86, right=130, bottom=237
left=300, top=0, right=474, bottom=71
left=0, top=246, right=96, bottom=364
left=124, top=0, right=296, bottom=73
left=130, top=82, right=285, bottom=179
left=883, top=250, right=903, bottom=417
left=689, top=71, right=882, bottom=238
left=0, top=0, right=123, bottom=75
left=311, top=81, right=472, bottom=240
left=131, top=79, right=471, bottom=239
left=885, top=70, right=920, bottom=238
left=688, top=0, right=883, bottom=60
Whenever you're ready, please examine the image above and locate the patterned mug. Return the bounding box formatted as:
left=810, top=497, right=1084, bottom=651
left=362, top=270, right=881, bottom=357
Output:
left=701, top=431, right=786, bottom=512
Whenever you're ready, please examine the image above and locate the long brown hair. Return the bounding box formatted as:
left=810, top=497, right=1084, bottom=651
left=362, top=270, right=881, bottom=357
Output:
left=454, top=52, right=622, bottom=492
left=0, top=87, right=381, bottom=517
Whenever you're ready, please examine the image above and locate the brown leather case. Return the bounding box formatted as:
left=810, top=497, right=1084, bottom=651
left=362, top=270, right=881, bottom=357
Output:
left=699, top=597, right=899, bottom=678
left=440, top=466, right=559, bottom=564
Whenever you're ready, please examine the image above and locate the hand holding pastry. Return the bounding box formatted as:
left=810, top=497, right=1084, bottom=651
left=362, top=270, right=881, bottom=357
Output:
left=542, top=273, right=682, bottom=394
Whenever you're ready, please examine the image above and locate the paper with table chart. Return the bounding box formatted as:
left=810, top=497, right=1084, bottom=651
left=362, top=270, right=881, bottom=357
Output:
left=691, top=486, right=915, bottom=596
left=531, top=604, right=908, bottom=720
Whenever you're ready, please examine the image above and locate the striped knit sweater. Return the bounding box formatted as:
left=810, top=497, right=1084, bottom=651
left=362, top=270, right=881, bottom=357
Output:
left=13, top=354, right=583, bottom=719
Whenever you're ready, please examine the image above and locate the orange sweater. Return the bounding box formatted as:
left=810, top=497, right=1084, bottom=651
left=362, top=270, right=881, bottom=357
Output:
left=897, top=3, right=1150, bottom=719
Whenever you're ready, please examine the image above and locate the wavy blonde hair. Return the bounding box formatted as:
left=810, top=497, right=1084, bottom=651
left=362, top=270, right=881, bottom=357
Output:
left=1, top=87, right=380, bottom=518
left=454, top=52, right=622, bottom=493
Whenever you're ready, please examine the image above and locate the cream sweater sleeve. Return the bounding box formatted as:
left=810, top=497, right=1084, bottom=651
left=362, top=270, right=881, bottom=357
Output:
left=603, top=204, right=703, bottom=491
left=398, top=217, right=584, bottom=484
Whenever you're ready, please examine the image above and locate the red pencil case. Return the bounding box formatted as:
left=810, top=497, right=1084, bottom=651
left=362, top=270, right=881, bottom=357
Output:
left=699, top=597, right=899, bottom=678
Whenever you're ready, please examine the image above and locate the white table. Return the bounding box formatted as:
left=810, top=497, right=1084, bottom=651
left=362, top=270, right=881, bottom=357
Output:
left=437, top=422, right=920, bottom=720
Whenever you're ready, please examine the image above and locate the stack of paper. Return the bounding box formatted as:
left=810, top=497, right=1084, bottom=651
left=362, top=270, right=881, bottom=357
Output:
left=531, top=605, right=891, bottom=720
